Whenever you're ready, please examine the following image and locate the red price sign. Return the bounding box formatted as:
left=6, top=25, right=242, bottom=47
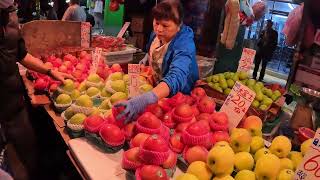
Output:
left=237, top=48, right=256, bottom=72
left=295, top=128, right=320, bottom=180
left=128, top=64, right=141, bottom=98
left=315, top=29, right=320, bottom=46
left=81, top=22, right=91, bottom=48
left=220, top=81, right=256, bottom=131
left=90, top=47, right=102, bottom=74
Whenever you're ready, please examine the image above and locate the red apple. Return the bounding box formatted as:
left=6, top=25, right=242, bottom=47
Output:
left=131, top=133, right=150, bottom=148
left=162, top=150, right=177, bottom=169
left=142, top=134, right=168, bottom=152
left=139, top=165, right=168, bottom=180
left=169, top=92, right=186, bottom=107
left=191, top=87, right=207, bottom=100
left=63, top=60, right=73, bottom=69
left=111, top=63, right=122, bottom=72
left=210, top=112, right=229, bottom=132
left=34, top=78, right=49, bottom=90
left=211, top=131, right=230, bottom=144
left=75, top=63, right=88, bottom=72
left=58, top=65, right=68, bottom=73
left=185, top=96, right=195, bottom=105
left=174, top=104, right=194, bottom=118
left=161, top=111, right=175, bottom=129
left=185, top=121, right=209, bottom=136
left=169, top=133, right=185, bottom=153
left=123, top=147, right=142, bottom=167
left=49, top=83, right=58, bottom=92
left=196, top=113, right=212, bottom=121
left=99, top=123, right=125, bottom=146
left=192, top=105, right=200, bottom=117
left=123, top=122, right=135, bottom=140
left=145, top=104, right=164, bottom=119
left=79, top=51, right=88, bottom=59
left=158, top=98, right=172, bottom=112
left=72, top=70, right=83, bottom=79
left=184, top=146, right=208, bottom=164
left=46, top=55, right=56, bottom=62
left=51, top=58, right=62, bottom=67
left=196, top=120, right=210, bottom=132
left=44, top=62, right=53, bottom=68
left=175, top=122, right=191, bottom=133
left=197, top=96, right=216, bottom=114
left=137, top=112, right=161, bottom=129
left=84, top=115, right=105, bottom=133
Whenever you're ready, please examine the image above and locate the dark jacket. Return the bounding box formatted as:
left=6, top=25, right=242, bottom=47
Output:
left=257, top=28, right=278, bottom=58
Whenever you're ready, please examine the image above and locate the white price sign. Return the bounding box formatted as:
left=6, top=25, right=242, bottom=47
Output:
left=91, top=47, right=102, bottom=74
left=315, top=29, right=320, bottom=46
left=237, top=48, right=256, bottom=72
left=220, top=81, right=256, bottom=131
left=294, top=128, right=320, bottom=180
left=128, top=64, right=141, bottom=98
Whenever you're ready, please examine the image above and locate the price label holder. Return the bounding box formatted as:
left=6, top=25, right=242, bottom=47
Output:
left=220, top=81, right=256, bottom=131
left=237, top=48, right=256, bottom=72
left=90, top=47, right=102, bottom=74
left=315, top=29, right=320, bottom=46
left=128, top=64, right=141, bottom=98
left=81, top=22, right=91, bottom=48
left=294, top=128, right=320, bottom=180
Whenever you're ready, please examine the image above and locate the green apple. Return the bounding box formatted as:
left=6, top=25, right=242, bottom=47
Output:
left=109, top=72, right=123, bottom=81
left=247, top=85, right=255, bottom=91
left=232, top=74, right=239, bottom=82
left=255, top=91, right=264, bottom=101
left=277, top=169, right=294, bottom=180
left=246, top=79, right=256, bottom=86
left=227, top=79, right=235, bottom=88
left=206, top=75, right=213, bottom=83
left=271, top=94, right=279, bottom=101
left=139, top=84, right=153, bottom=93
left=219, top=78, right=228, bottom=90
left=234, top=152, right=254, bottom=171
left=269, top=136, right=292, bottom=158
left=274, top=90, right=282, bottom=97
left=123, top=74, right=129, bottom=83
left=224, top=88, right=232, bottom=95
left=101, top=88, right=112, bottom=97
left=86, top=87, right=100, bottom=97
left=265, top=89, right=273, bottom=98
left=250, top=136, right=265, bottom=154
left=208, top=82, right=215, bottom=89
left=262, top=97, right=273, bottom=106
left=230, top=128, right=252, bottom=153
left=240, top=79, right=248, bottom=85
left=211, top=75, right=220, bottom=83
left=64, top=107, right=74, bottom=120
left=99, top=99, right=111, bottom=110
left=56, top=94, right=72, bottom=104
left=224, top=72, right=231, bottom=79
left=110, top=92, right=127, bottom=104
left=259, top=104, right=268, bottom=111
left=76, top=95, right=93, bottom=107
left=256, top=82, right=264, bottom=89
left=70, top=89, right=81, bottom=100
left=110, top=80, right=126, bottom=92
left=254, top=84, right=262, bottom=93
left=69, top=113, right=87, bottom=125
left=235, top=170, right=255, bottom=180
left=207, top=144, right=235, bottom=176
left=262, top=87, right=268, bottom=94
left=239, top=71, right=248, bottom=80
left=62, top=79, right=75, bottom=92
left=87, top=74, right=101, bottom=83
left=252, top=100, right=260, bottom=108
left=254, top=154, right=280, bottom=180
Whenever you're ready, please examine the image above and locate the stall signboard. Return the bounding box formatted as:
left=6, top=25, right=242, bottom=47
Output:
left=237, top=48, right=256, bottom=72
left=315, top=29, right=320, bottom=46
left=91, top=47, right=102, bottom=74
left=81, top=22, right=91, bottom=48
left=294, top=128, right=320, bottom=180
left=128, top=64, right=141, bottom=98
left=220, top=81, right=256, bottom=131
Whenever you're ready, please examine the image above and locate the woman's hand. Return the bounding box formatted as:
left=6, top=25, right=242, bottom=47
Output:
left=115, top=91, right=158, bottom=123
left=50, top=70, right=75, bottom=83
left=139, top=54, right=149, bottom=65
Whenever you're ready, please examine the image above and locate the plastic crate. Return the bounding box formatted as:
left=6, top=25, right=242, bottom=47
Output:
left=102, top=47, right=136, bottom=66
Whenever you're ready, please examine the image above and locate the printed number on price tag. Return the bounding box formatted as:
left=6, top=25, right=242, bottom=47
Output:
left=237, top=48, right=256, bottom=72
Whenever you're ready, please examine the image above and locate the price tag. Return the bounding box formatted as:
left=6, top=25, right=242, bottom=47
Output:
left=90, top=47, right=102, bottom=74
left=128, top=64, right=141, bottom=98
left=315, top=29, right=320, bottom=46
left=220, top=81, right=256, bottom=131
left=237, top=48, right=256, bottom=72
left=80, top=22, right=91, bottom=48
left=294, top=128, right=320, bottom=180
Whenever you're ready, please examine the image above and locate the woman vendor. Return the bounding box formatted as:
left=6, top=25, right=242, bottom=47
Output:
left=117, top=0, right=199, bottom=122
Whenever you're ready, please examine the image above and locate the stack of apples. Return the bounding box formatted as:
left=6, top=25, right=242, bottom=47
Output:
left=178, top=115, right=313, bottom=180
left=205, top=71, right=284, bottom=111
left=92, top=36, right=126, bottom=52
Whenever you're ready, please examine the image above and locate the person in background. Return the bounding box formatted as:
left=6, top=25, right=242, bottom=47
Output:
left=253, top=19, right=278, bottom=81
left=85, top=7, right=95, bottom=27
left=47, top=4, right=58, bottom=20
left=93, top=0, right=103, bottom=29
left=62, top=0, right=86, bottom=22
left=0, top=0, right=73, bottom=179
left=116, top=0, right=199, bottom=122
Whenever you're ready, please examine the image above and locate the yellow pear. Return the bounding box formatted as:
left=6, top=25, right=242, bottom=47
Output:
left=250, top=136, right=265, bottom=154
left=214, top=141, right=230, bottom=148
left=187, top=161, right=213, bottom=180
left=176, top=173, right=199, bottom=180
left=288, top=151, right=303, bottom=170
left=254, top=148, right=271, bottom=162
left=301, top=139, right=312, bottom=156
left=269, top=136, right=292, bottom=158
left=207, top=144, right=235, bottom=176
left=230, top=128, right=252, bottom=153
left=254, top=154, right=281, bottom=180
left=234, top=170, right=255, bottom=180
left=280, top=158, right=294, bottom=170
left=277, top=169, right=294, bottom=180
left=234, top=152, right=254, bottom=171
left=212, top=175, right=234, bottom=180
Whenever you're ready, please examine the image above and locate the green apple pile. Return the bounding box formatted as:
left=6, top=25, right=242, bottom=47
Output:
left=206, top=71, right=282, bottom=111
left=180, top=115, right=311, bottom=180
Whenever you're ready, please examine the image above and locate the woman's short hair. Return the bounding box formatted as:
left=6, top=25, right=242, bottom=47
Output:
left=152, top=0, right=184, bottom=25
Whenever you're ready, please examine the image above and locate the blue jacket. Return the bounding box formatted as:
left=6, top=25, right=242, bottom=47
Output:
left=146, top=25, right=199, bottom=97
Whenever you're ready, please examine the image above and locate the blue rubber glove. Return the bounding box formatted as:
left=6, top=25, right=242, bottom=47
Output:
left=114, top=91, right=158, bottom=124
left=139, top=54, right=149, bottom=65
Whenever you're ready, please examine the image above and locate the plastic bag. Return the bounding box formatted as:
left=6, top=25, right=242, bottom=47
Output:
left=283, top=4, right=304, bottom=46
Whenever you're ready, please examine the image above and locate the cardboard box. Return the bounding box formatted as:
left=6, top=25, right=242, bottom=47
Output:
left=131, top=16, right=145, bottom=33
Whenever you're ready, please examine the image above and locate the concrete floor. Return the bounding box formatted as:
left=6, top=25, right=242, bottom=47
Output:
left=249, top=69, right=288, bottom=87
